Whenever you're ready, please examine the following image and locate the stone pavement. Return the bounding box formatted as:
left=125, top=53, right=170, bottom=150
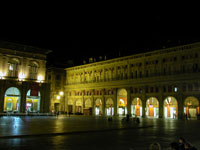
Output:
left=0, top=115, right=199, bottom=149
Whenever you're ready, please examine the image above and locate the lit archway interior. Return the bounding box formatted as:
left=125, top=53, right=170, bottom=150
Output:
left=132, top=97, right=142, bottom=117
left=26, top=89, right=41, bottom=112
left=117, top=88, right=127, bottom=116
left=4, top=87, right=21, bottom=112
left=184, top=96, right=200, bottom=118
left=106, top=98, right=114, bottom=116
left=95, top=99, right=102, bottom=115
left=75, top=99, right=82, bottom=113
left=164, top=97, right=178, bottom=118
left=146, top=97, right=159, bottom=118
left=84, top=99, right=92, bottom=115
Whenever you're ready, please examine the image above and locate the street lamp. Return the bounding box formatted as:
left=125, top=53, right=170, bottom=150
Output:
left=59, top=91, right=65, bottom=113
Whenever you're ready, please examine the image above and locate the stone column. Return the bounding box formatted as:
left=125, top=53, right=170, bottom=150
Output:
left=177, top=94, right=184, bottom=119
left=142, top=95, right=146, bottom=118
left=72, top=99, right=76, bottom=114
left=127, top=87, right=131, bottom=116
left=0, top=81, right=4, bottom=113
left=158, top=94, right=163, bottom=118
left=113, top=88, right=118, bottom=116
left=20, top=82, right=27, bottom=113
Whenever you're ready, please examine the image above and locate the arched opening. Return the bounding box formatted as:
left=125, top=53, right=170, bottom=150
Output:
left=68, top=99, right=73, bottom=114
left=4, top=87, right=21, bottom=112
left=106, top=98, right=114, bottom=116
left=164, top=96, right=178, bottom=119
left=84, top=99, right=92, bottom=115
left=146, top=97, right=159, bottom=118
left=95, top=99, right=102, bottom=116
left=184, top=96, right=200, bottom=118
left=117, top=88, right=127, bottom=116
left=75, top=99, right=82, bottom=114
left=26, top=89, right=41, bottom=112
left=131, top=97, right=142, bottom=117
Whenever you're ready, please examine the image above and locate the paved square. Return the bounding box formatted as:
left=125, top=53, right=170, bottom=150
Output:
left=0, top=116, right=199, bottom=149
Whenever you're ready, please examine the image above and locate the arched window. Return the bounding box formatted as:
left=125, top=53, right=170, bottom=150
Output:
left=8, top=58, right=20, bottom=77
left=29, top=61, right=39, bottom=79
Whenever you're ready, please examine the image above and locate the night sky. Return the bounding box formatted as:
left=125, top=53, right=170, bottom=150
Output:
left=0, top=12, right=199, bottom=67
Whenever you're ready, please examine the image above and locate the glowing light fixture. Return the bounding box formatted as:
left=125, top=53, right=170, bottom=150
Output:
left=18, top=72, right=25, bottom=81
left=37, top=75, right=43, bottom=82
left=0, top=72, right=5, bottom=79
left=57, top=95, right=60, bottom=100
left=59, top=91, right=64, bottom=96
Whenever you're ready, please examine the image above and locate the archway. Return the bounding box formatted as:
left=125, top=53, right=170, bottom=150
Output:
left=26, top=89, right=41, bottom=112
left=131, top=97, right=142, bottom=117
left=4, top=87, right=21, bottom=112
left=95, top=99, right=102, bottom=116
left=75, top=99, right=82, bottom=113
left=106, top=98, right=114, bottom=116
left=117, top=88, right=127, bottom=116
left=184, top=96, right=199, bottom=118
left=146, top=97, right=159, bottom=118
left=68, top=99, right=73, bottom=113
left=84, top=99, right=92, bottom=115
left=164, top=97, right=178, bottom=119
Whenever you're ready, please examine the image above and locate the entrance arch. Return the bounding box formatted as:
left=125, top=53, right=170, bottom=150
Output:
left=4, top=87, right=21, bottom=112
left=84, top=99, right=92, bottom=115
left=95, top=98, right=102, bottom=116
left=146, top=97, right=159, bottom=118
left=68, top=99, right=73, bottom=114
left=164, top=96, right=178, bottom=118
left=75, top=99, right=82, bottom=113
left=117, top=88, right=127, bottom=116
left=131, top=97, right=142, bottom=117
left=106, top=98, right=114, bottom=116
left=26, top=89, right=41, bottom=112
left=184, top=96, right=200, bottom=118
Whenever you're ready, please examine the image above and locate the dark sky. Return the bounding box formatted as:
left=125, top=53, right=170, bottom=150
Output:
left=0, top=11, right=200, bottom=67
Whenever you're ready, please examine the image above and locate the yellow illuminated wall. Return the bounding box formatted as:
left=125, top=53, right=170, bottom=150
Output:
left=4, top=97, right=19, bottom=111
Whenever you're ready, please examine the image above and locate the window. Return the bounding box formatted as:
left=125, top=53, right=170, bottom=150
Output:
left=8, top=59, right=19, bottom=77
left=56, top=75, right=61, bottom=80
left=174, top=87, right=178, bottom=92
left=29, top=63, right=38, bottom=79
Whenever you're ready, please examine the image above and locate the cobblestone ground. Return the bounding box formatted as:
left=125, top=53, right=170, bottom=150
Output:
left=0, top=116, right=199, bottom=150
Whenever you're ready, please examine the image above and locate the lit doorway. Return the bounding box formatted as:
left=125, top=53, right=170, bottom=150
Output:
left=95, top=99, right=102, bottom=116
left=131, top=97, right=142, bottom=117
left=184, top=96, right=199, bottom=118
left=117, top=89, right=127, bottom=116
left=146, top=97, right=159, bottom=118
left=26, top=89, right=41, bottom=112
left=4, top=87, right=21, bottom=112
left=164, top=97, right=178, bottom=119
left=106, top=98, right=114, bottom=116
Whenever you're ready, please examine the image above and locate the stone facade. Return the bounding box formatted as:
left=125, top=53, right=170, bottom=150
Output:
left=46, top=67, right=66, bottom=113
left=65, top=42, right=200, bottom=119
left=0, top=41, right=51, bottom=113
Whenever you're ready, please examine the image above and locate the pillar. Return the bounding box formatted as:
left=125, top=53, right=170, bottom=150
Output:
left=178, top=94, right=184, bottom=119
left=127, top=87, right=131, bottom=116
left=142, top=96, right=146, bottom=118
left=158, top=94, right=163, bottom=118
left=114, top=88, right=118, bottom=116
left=0, top=81, right=4, bottom=113
left=72, top=99, right=76, bottom=114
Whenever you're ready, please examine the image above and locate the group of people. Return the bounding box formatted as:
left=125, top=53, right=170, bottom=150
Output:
left=149, top=137, right=197, bottom=150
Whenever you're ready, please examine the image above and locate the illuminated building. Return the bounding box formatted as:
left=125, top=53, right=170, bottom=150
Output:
left=0, top=41, right=51, bottom=114
left=46, top=67, right=66, bottom=113
left=65, top=42, right=200, bottom=119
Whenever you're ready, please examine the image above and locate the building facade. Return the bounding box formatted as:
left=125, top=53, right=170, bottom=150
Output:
left=46, top=67, right=66, bottom=113
left=65, top=42, right=200, bottom=119
left=0, top=41, right=51, bottom=113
